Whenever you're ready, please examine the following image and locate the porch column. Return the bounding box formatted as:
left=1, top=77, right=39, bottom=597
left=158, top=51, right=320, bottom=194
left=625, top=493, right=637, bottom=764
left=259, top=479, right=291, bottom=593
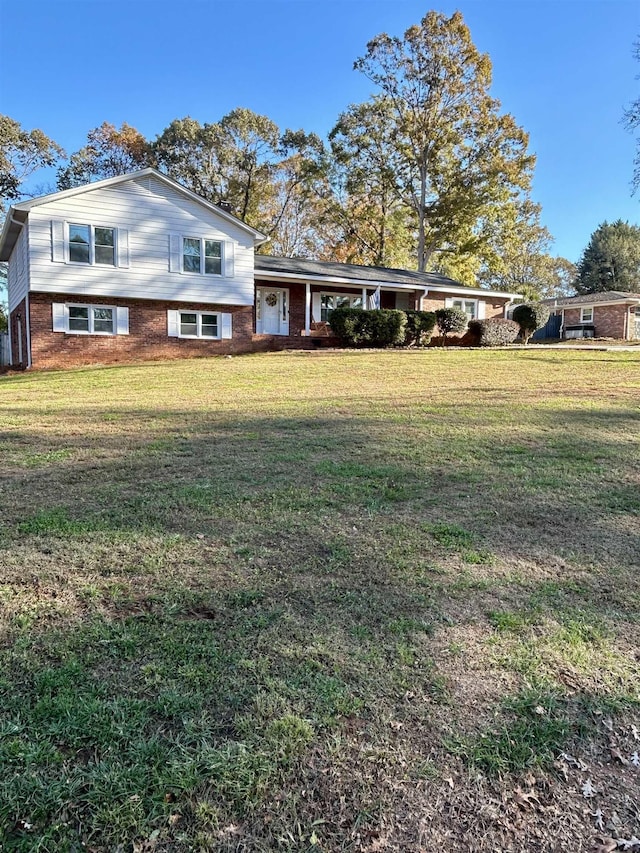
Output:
left=362, top=286, right=368, bottom=309
left=305, top=282, right=311, bottom=336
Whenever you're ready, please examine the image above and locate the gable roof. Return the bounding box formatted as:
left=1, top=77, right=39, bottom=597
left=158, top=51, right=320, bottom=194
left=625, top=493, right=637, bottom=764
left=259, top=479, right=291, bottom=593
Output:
left=255, top=255, right=520, bottom=299
left=544, top=291, right=640, bottom=307
left=0, top=168, right=267, bottom=261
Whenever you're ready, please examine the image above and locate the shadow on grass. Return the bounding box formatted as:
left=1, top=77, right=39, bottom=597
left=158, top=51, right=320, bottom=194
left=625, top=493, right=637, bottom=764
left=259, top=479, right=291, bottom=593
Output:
left=1, top=402, right=639, bottom=849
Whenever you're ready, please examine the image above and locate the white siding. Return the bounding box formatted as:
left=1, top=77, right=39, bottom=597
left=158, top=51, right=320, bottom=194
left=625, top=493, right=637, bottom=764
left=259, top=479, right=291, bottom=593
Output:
left=26, top=176, right=255, bottom=306
left=8, top=223, right=29, bottom=312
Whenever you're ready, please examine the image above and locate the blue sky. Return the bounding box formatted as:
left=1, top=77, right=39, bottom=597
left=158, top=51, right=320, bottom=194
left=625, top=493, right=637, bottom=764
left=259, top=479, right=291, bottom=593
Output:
left=0, top=0, right=638, bottom=264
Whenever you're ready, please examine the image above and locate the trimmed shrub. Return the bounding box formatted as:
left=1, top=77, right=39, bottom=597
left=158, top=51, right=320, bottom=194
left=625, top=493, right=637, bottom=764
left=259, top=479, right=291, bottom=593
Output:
left=328, top=308, right=407, bottom=347
left=435, top=307, right=468, bottom=346
left=404, top=310, right=437, bottom=347
left=364, top=309, right=407, bottom=347
left=512, top=302, right=550, bottom=345
left=326, top=307, right=364, bottom=346
left=468, top=317, right=520, bottom=347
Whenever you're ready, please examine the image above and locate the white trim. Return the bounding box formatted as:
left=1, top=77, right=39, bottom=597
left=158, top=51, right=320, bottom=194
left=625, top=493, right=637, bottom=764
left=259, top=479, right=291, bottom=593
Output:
left=553, top=298, right=640, bottom=310
left=304, top=282, right=311, bottom=336
left=580, top=306, right=594, bottom=323
left=256, top=287, right=289, bottom=335
left=319, top=291, right=363, bottom=322
left=25, top=294, right=31, bottom=368
left=180, top=236, right=224, bottom=277
left=53, top=302, right=120, bottom=336
left=446, top=296, right=478, bottom=320
left=254, top=269, right=519, bottom=300
left=116, top=306, right=130, bottom=335
left=67, top=222, right=118, bottom=267
left=175, top=309, right=223, bottom=340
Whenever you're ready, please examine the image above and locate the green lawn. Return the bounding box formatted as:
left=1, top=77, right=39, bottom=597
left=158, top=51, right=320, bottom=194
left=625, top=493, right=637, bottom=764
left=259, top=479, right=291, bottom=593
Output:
left=0, top=349, right=638, bottom=852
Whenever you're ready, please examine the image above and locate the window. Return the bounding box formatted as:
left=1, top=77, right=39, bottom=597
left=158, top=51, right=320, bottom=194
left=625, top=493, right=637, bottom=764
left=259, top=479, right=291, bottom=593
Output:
left=68, top=224, right=116, bottom=266
left=182, top=237, right=222, bottom=275
left=580, top=307, right=594, bottom=323
left=52, top=303, right=128, bottom=335
left=451, top=299, right=477, bottom=320
left=178, top=311, right=220, bottom=339
left=320, top=293, right=363, bottom=322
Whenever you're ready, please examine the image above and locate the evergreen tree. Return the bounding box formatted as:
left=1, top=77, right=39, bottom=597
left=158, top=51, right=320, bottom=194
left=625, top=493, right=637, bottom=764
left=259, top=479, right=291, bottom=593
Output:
left=574, top=220, right=640, bottom=294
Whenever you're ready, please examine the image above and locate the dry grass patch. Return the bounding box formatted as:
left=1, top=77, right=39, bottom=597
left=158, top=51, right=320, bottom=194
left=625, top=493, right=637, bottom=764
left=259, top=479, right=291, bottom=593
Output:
left=0, top=349, right=638, bottom=851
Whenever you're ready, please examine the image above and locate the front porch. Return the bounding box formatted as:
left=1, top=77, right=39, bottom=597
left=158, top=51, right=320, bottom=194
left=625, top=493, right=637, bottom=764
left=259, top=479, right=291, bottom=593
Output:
left=254, top=280, right=421, bottom=342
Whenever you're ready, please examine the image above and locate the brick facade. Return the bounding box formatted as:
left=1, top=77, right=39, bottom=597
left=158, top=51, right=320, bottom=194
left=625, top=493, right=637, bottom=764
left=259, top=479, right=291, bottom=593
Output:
left=9, top=298, right=28, bottom=369
left=28, top=293, right=254, bottom=370
left=420, top=293, right=506, bottom=319
left=563, top=304, right=634, bottom=340
left=17, top=284, right=516, bottom=370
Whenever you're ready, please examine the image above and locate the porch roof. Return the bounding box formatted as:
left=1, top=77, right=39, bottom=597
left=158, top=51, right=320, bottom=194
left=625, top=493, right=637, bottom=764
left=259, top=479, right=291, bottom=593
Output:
left=254, top=255, right=520, bottom=300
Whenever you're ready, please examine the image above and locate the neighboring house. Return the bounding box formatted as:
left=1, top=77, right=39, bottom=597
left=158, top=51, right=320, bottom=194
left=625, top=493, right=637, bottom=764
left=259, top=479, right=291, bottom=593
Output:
left=0, top=169, right=520, bottom=369
left=543, top=292, right=640, bottom=340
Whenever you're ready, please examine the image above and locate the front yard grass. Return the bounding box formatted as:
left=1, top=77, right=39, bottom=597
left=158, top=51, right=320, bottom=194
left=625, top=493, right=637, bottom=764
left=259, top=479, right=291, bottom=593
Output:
left=0, top=349, right=638, bottom=851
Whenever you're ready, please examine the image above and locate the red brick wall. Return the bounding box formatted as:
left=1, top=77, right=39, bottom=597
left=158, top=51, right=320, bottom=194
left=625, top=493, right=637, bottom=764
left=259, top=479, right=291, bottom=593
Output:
left=28, top=293, right=254, bottom=369
left=563, top=305, right=629, bottom=339
left=9, top=298, right=28, bottom=368
left=420, top=293, right=507, bottom=318
left=421, top=292, right=510, bottom=345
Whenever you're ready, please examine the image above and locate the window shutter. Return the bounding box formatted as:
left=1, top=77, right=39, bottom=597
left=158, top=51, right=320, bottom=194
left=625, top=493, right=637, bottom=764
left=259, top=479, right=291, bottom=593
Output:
left=444, top=297, right=453, bottom=309
left=477, top=301, right=486, bottom=320
left=220, top=312, right=233, bottom=339
left=52, top=302, right=67, bottom=332
left=116, top=229, right=130, bottom=268
left=312, top=293, right=321, bottom=323
left=224, top=242, right=234, bottom=278
left=169, top=234, right=182, bottom=273
left=116, top=307, right=129, bottom=335
left=167, top=309, right=180, bottom=337
left=51, top=220, right=66, bottom=263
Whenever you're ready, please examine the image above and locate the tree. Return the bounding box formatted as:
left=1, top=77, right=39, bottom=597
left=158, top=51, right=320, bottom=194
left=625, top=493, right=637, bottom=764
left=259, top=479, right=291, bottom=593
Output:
left=472, top=199, right=576, bottom=298
left=327, top=98, right=414, bottom=268
left=574, top=220, right=640, bottom=294
left=154, top=110, right=281, bottom=224
left=155, top=111, right=328, bottom=249
left=512, top=302, right=550, bottom=344
left=57, top=122, right=152, bottom=189
left=624, top=39, right=640, bottom=193
left=0, top=115, right=63, bottom=212
left=353, top=11, right=534, bottom=272
left=435, top=307, right=468, bottom=346
left=259, top=131, right=330, bottom=258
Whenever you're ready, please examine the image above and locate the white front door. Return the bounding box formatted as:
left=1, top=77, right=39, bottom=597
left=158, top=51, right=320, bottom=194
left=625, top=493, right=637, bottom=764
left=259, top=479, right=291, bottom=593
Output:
left=258, top=288, right=289, bottom=335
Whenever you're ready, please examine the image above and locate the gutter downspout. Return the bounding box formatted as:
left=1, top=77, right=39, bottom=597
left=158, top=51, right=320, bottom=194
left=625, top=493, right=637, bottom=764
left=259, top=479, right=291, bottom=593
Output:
left=421, top=288, right=429, bottom=310
left=25, top=293, right=32, bottom=369
left=624, top=305, right=629, bottom=341
left=304, top=282, right=311, bottom=337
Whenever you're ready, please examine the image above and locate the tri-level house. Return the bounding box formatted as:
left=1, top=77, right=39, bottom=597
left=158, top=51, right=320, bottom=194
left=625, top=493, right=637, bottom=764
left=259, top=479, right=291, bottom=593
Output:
left=0, top=169, right=520, bottom=369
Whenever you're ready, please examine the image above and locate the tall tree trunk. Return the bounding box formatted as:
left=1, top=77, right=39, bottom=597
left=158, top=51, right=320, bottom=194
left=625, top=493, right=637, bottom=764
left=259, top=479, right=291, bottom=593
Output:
left=417, top=167, right=427, bottom=272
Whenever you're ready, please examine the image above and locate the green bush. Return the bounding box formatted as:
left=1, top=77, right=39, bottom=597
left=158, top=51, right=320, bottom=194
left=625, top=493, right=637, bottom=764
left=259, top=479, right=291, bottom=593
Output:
left=404, top=310, right=437, bottom=347
left=512, top=302, right=550, bottom=344
left=435, top=307, right=468, bottom=346
left=329, top=308, right=406, bottom=347
left=468, top=317, right=520, bottom=347
left=326, top=307, right=364, bottom=346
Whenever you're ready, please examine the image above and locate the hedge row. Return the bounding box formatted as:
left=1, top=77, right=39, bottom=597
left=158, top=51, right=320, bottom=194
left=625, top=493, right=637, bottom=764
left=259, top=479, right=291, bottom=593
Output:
left=328, top=306, right=545, bottom=348
left=328, top=308, right=439, bottom=348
